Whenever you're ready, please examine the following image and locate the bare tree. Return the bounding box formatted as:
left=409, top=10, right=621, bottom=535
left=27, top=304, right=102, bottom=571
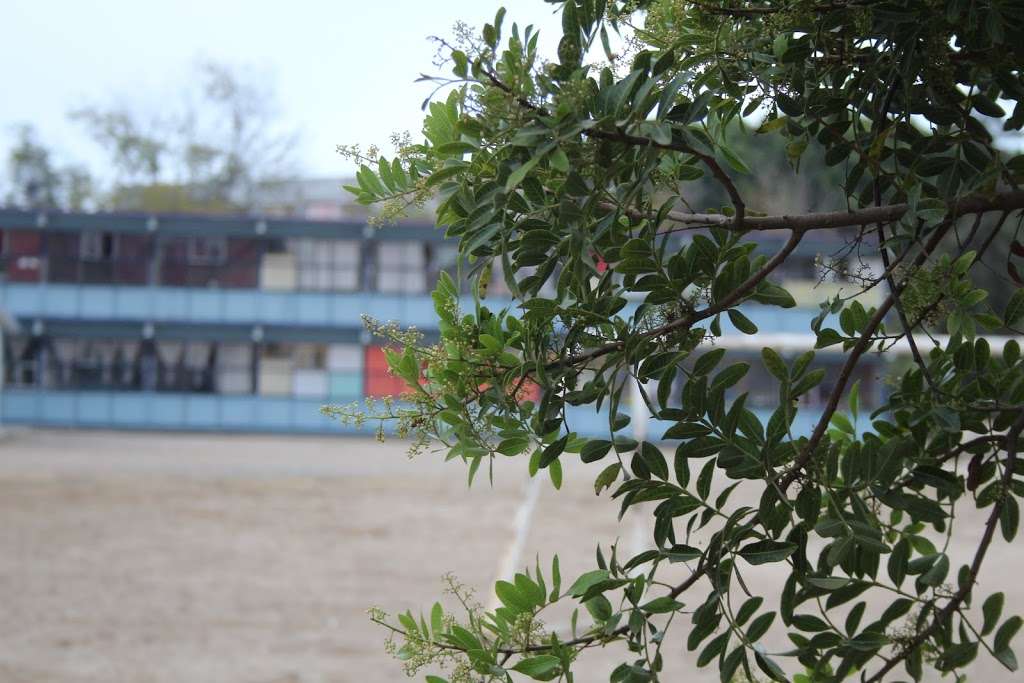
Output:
left=71, top=59, right=299, bottom=212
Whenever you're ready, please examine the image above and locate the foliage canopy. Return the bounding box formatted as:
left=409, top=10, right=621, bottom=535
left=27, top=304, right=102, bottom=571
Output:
left=341, top=1, right=1024, bottom=680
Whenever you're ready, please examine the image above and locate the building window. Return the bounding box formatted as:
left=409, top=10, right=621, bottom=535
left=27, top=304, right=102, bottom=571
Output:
left=80, top=231, right=116, bottom=261
left=216, top=343, right=253, bottom=395
left=187, top=237, right=228, bottom=265
left=291, top=238, right=360, bottom=291
left=376, top=241, right=427, bottom=293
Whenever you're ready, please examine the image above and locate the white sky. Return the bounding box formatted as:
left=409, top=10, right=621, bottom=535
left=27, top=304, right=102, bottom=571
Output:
left=0, top=0, right=561, bottom=183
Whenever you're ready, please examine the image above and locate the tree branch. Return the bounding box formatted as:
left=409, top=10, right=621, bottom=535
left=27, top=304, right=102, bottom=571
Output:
left=863, top=409, right=1024, bottom=682
left=547, top=229, right=805, bottom=371
left=779, top=217, right=957, bottom=490
left=477, top=66, right=748, bottom=228
left=583, top=129, right=746, bottom=228
left=640, top=189, right=1024, bottom=233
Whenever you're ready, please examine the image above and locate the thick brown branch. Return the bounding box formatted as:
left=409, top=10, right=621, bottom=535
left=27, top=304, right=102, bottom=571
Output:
left=647, top=189, right=1024, bottom=232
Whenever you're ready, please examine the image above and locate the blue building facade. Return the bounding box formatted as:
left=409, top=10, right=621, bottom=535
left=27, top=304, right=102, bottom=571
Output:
left=0, top=207, right=876, bottom=436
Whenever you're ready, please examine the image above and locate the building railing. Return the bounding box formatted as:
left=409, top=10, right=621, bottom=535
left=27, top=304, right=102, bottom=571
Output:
left=0, top=388, right=828, bottom=437
left=0, top=280, right=844, bottom=338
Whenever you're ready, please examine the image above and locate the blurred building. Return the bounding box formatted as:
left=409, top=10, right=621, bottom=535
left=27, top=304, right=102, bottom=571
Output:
left=0, top=205, right=885, bottom=435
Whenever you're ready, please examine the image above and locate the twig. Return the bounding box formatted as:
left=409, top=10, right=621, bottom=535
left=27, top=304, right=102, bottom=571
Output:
left=546, top=229, right=805, bottom=371
left=613, top=190, right=1024, bottom=233
left=583, top=129, right=746, bottom=228
left=863, top=409, right=1024, bottom=682
left=779, top=217, right=957, bottom=490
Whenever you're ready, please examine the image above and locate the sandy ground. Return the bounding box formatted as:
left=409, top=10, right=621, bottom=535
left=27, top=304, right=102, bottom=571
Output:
left=0, top=428, right=1020, bottom=682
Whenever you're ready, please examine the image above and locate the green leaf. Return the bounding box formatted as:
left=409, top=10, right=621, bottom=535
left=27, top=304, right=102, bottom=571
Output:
left=1006, top=289, right=1024, bottom=325
left=641, top=596, right=685, bottom=613
left=806, top=577, right=851, bottom=589
left=581, top=440, right=612, bottom=463
left=639, top=441, right=669, bottom=480
left=815, top=328, right=844, bottom=349
left=495, top=580, right=532, bottom=612
left=728, top=309, right=758, bottom=334
left=1001, top=497, right=1019, bottom=541
left=594, top=463, right=621, bottom=494
left=692, top=348, right=726, bottom=376
left=665, top=544, right=702, bottom=562
left=791, top=368, right=825, bottom=396
left=551, top=555, right=561, bottom=601
left=758, top=116, right=788, bottom=134
left=515, top=573, right=545, bottom=608
left=995, top=616, right=1022, bottom=671
left=761, top=347, right=787, bottom=381
left=753, top=283, right=796, bottom=308
left=548, top=147, right=570, bottom=173
left=663, top=421, right=711, bottom=440
left=498, top=436, right=530, bottom=456
left=746, top=611, right=776, bottom=641
left=755, top=651, right=787, bottom=682
left=830, top=412, right=854, bottom=435
left=791, top=614, right=830, bottom=631
left=953, top=250, right=976, bottom=275
left=549, top=458, right=563, bottom=489
left=697, top=631, right=730, bottom=667
left=657, top=72, right=690, bottom=120
left=888, top=539, right=909, bottom=587
left=398, top=610, right=419, bottom=634
left=995, top=647, right=1019, bottom=672
left=430, top=602, right=443, bottom=635
left=511, top=655, right=560, bottom=678
left=505, top=151, right=546, bottom=192
left=568, top=569, right=609, bottom=597
left=996, top=615, right=1023, bottom=652
left=711, top=362, right=750, bottom=391
left=719, top=142, right=751, bottom=174
left=983, top=593, right=1005, bottom=636
left=738, top=540, right=797, bottom=565
left=736, top=596, right=764, bottom=626
left=539, top=435, right=568, bottom=468
left=920, top=554, right=949, bottom=587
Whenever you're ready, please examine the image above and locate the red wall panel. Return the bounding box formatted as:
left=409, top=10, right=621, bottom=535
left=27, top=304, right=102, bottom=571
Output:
left=363, top=345, right=411, bottom=398
left=5, top=230, right=42, bottom=282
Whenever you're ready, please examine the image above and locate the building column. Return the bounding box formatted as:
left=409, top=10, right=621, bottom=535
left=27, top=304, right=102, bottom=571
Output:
left=147, top=235, right=162, bottom=286
left=360, top=227, right=375, bottom=292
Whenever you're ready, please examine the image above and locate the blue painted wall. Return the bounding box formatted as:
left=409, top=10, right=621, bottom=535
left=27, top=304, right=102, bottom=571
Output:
left=0, top=282, right=827, bottom=335
left=3, top=389, right=826, bottom=439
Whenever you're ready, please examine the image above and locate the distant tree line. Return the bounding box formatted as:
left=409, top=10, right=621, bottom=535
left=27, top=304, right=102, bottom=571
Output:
left=3, top=60, right=299, bottom=214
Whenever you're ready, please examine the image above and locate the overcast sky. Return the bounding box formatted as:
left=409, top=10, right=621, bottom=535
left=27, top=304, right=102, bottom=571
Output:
left=1, top=0, right=561, bottom=183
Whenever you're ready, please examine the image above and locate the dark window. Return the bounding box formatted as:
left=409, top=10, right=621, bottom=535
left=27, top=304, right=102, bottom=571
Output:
left=187, top=237, right=228, bottom=265
left=80, top=232, right=116, bottom=261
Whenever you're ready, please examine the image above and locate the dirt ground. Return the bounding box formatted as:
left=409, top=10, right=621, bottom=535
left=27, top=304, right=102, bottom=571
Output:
left=0, top=428, right=1019, bottom=682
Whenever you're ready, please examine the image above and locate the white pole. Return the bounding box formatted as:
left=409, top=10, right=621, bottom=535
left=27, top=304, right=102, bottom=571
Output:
left=631, top=377, right=651, bottom=443
left=0, top=322, right=5, bottom=431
